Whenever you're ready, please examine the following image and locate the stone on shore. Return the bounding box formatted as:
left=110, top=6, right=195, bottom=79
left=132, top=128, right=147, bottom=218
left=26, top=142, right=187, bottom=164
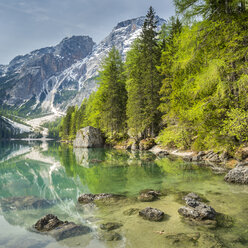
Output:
left=73, top=126, right=104, bottom=148
left=33, top=214, right=91, bottom=241
left=224, top=162, right=248, bottom=184
left=139, top=138, right=156, bottom=151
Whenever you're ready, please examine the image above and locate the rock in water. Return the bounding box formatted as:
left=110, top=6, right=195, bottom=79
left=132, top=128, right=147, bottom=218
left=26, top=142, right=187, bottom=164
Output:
left=138, top=189, right=160, bottom=202
left=78, top=193, right=123, bottom=204
left=123, top=208, right=140, bottom=216
left=139, top=207, right=164, bottom=221
left=98, top=231, right=122, bottom=241
left=34, top=214, right=63, bottom=231
left=33, top=214, right=91, bottom=241
left=73, top=126, right=104, bottom=148
left=178, top=193, right=216, bottom=221
left=100, top=222, right=123, bottom=231
left=224, top=162, right=248, bottom=184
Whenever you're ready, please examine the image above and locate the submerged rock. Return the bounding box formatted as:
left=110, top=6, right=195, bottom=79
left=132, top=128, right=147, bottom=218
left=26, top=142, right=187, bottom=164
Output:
left=165, top=232, right=224, bottom=248
left=98, top=231, right=122, bottom=241
left=224, top=162, right=248, bottom=184
left=139, top=207, right=164, bottom=221
left=123, top=208, right=140, bottom=216
left=138, top=189, right=160, bottom=202
left=100, top=222, right=123, bottom=231
left=0, top=196, right=53, bottom=212
left=73, top=126, right=104, bottom=148
left=33, top=214, right=91, bottom=241
left=78, top=193, right=124, bottom=204
left=178, top=193, right=216, bottom=221
left=165, top=232, right=200, bottom=245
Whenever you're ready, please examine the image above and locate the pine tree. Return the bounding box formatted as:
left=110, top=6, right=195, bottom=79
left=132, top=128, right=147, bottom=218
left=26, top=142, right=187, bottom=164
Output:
left=126, top=6, right=162, bottom=138
left=174, top=0, right=247, bottom=20
left=96, top=46, right=127, bottom=138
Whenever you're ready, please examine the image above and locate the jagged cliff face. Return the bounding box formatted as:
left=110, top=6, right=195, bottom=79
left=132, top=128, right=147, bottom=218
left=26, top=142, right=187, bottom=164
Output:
left=0, top=36, right=95, bottom=115
left=0, top=16, right=165, bottom=116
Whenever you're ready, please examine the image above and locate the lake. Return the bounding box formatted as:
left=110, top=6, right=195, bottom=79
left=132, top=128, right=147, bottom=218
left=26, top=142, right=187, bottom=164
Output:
left=0, top=141, right=247, bottom=248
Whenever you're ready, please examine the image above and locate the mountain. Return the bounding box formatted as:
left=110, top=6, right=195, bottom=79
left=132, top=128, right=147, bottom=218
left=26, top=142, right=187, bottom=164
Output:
left=0, top=16, right=166, bottom=117
left=0, top=36, right=95, bottom=116
left=0, top=116, right=31, bottom=139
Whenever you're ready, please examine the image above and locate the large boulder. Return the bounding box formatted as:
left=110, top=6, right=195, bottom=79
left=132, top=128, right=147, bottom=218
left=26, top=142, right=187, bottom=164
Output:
left=33, top=214, right=91, bottom=241
left=73, top=126, right=104, bottom=148
left=224, top=162, right=248, bottom=184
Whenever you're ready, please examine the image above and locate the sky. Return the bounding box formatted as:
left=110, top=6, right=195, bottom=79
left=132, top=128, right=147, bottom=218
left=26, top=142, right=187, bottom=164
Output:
left=0, top=0, right=175, bottom=64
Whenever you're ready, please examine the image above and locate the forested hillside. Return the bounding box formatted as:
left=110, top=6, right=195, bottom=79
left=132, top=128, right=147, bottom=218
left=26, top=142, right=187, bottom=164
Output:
left=59, top=1, right=248, bottom=153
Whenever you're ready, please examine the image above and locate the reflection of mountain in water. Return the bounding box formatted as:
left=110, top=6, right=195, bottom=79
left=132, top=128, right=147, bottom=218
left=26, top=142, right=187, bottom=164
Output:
left=0, top=141, right=31, bottom=163
left=0, top=142, right=86, bottom=230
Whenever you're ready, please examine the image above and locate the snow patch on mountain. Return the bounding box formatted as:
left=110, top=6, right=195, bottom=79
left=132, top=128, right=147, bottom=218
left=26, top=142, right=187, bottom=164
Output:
left=42, top=16, right=166, bottom=112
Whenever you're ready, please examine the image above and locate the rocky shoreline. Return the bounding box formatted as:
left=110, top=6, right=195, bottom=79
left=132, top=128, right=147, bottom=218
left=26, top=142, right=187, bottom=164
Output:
left=72, top=125, right=248, bottom=185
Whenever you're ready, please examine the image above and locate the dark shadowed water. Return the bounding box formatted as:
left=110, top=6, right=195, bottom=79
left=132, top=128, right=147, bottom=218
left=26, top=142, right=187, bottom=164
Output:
left=0, top=141, right=247, bottom=248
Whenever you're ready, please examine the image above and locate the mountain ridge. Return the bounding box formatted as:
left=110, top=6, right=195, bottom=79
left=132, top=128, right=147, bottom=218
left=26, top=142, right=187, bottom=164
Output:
left=0, top=16, right=166, bottom=117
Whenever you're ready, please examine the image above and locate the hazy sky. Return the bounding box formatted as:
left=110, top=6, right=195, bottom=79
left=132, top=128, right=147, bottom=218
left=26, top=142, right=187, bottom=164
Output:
left=0, top=0, right=174, bottom=64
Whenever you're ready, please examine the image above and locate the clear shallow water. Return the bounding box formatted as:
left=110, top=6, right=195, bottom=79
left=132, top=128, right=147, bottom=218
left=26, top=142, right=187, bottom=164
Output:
left=0, top=141, right=248, bottom=248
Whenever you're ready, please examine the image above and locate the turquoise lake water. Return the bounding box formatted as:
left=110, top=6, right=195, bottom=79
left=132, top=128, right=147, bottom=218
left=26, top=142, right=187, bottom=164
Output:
left=0, top=141, right=247, bottom=248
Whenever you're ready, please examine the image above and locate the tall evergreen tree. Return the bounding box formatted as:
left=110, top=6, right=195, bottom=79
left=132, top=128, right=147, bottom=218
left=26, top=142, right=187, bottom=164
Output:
left=96, top=46, right=127, bottom=137
left=174, top=0, right=247, bottom=20
left=126, top=6, right=162, bottom=138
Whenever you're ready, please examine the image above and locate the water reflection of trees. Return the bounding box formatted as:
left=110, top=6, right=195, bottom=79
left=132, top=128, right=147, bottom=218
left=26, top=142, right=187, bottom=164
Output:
left=58, top=145, right=164, bottom=196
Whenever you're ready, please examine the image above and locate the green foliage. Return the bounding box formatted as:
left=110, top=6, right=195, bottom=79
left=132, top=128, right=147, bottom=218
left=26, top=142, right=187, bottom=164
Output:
left=174, top=0, right=247, bottom=20
left=126, top=6, right=162, bottom=138
left=42, top=118, right=61, bottom=139
left=222, top=108, right=248, bottom=142
left=95, top=46, right=127, bottom=138
left=57, top=4, right=248, bottom=153
left=158, top=8, right=248, bottom=151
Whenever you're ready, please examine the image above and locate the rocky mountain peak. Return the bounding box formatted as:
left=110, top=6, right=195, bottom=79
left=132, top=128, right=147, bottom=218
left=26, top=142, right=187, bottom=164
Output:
left=0, top=16, right=166, bottom=116
left=55, top=35, right=95, bottom=60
